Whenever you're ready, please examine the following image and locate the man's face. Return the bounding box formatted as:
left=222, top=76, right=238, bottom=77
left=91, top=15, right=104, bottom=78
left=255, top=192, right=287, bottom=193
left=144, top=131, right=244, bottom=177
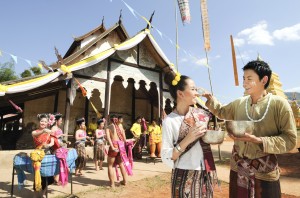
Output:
left=137, top=118, right=141, bottom=123
left=243, top=69, right=266, bottom=95
left=119, top=118, right=123, bottom=123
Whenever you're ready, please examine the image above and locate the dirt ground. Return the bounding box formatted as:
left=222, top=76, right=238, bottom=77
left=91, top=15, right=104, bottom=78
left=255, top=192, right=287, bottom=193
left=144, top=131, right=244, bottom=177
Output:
left=73, top=151, right=300, bottom=198
left=75, top=172, right=299, bottom=198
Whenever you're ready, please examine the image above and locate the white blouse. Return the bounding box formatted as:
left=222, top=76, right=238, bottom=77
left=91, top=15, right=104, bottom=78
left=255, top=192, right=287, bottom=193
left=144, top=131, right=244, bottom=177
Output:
left=161, top=112, right=205, bottom=170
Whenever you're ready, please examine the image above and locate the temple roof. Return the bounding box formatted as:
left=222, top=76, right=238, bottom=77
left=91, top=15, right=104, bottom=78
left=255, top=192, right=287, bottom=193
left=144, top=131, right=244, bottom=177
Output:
left=0, top=19, right=179, bottom=99
left=63, top=21, right=129, bottom=64
left=74, top=22, right=107, bottom=42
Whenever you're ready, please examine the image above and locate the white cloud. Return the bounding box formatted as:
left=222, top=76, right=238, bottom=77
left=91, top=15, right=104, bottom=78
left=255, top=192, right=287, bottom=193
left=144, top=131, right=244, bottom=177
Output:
left=236, top=51, right=250, bottom=62
left=285, top=87, right=300, bottom=92
left=180, top=58, right=188, bottom=62
left=237, top=21, right=274, bottom=46
left=233, top=38, right=245, bottom=47
left=195, top=57, right=207, bottom=66
left=273, top=23, right=300, bottom=41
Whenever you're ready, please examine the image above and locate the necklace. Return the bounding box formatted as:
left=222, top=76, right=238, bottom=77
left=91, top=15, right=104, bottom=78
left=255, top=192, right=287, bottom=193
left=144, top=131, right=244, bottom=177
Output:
left=245, top=93, right=272, bottom=122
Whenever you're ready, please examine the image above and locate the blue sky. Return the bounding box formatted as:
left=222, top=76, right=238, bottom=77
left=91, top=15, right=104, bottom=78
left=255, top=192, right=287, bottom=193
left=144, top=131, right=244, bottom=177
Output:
left=1, top=0, right=300, bottom=103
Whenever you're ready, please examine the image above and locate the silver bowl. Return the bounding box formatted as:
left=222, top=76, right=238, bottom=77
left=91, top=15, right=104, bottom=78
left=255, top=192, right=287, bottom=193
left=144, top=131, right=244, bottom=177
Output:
left=225, top=120, right=254, bottom=137
left=202, top=130, right=225, bottom=144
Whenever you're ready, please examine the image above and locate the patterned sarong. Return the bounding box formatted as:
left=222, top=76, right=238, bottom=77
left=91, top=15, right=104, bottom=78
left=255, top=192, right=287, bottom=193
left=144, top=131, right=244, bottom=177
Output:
left=232, top=145, right=278, bottom=198
left=94, top=139, right=105, bottom=161
left=229, top=170, right=281, bottom=198
left=75, top=142, right=87, bottom=169
left=172, top=168, right=213, bottom=198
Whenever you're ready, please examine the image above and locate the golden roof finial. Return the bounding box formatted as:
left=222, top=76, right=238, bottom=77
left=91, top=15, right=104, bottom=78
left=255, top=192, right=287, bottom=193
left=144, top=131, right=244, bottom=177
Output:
left=257, top=53, right=263, bottom=61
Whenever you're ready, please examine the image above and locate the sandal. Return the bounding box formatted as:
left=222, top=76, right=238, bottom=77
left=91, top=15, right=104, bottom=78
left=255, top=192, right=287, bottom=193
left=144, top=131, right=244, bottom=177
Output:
left=120, top=181, right=127, bottom=186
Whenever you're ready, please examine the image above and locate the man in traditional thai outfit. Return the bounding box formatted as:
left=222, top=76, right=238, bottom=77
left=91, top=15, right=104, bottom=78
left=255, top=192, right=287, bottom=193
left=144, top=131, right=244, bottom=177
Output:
left=203, top=60, right=297, bottom=198
left=130, top=116, right=142, bottom=159
left=106, top=115, right=128, bottom=188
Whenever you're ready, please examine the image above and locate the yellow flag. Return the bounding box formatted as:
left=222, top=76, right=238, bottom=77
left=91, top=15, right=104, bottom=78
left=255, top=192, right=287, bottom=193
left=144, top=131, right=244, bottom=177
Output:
left=38, top=63, right=43, bottom=69
left=90, top=101, right=102, bottom=118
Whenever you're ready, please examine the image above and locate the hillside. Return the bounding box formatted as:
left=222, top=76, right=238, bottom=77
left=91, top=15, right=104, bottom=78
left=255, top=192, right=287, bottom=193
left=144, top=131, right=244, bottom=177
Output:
left=285, top=92, right=300, bottom=103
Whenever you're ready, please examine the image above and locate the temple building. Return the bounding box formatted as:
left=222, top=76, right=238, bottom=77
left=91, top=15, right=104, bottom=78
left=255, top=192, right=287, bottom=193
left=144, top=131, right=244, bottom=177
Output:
left=290, top=94, right=300, bottom=128
left=267, top=72, right=300, bottom=128
left=267, top=72, right=287, bottom=99
left=0, top=18, right=175, bottom=150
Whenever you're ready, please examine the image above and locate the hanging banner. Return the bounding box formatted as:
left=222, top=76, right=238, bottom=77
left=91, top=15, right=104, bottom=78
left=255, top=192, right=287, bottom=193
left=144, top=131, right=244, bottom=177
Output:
left=200, top=0, right=210, bottom=51
left=177, top=0, right=191, bottom=24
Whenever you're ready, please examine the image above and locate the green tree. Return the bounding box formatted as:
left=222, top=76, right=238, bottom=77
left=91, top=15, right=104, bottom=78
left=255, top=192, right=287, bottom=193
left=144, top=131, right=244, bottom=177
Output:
left=0, top=60, right=18, bottom=82
left=20, top=69, right=32, bottom=78
left=30, top=66, right=42, bottom=76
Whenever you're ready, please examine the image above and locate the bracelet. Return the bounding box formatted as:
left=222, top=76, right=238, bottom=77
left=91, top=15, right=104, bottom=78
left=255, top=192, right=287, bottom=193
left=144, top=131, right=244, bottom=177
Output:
left=175, top=144, right=184, bottom=153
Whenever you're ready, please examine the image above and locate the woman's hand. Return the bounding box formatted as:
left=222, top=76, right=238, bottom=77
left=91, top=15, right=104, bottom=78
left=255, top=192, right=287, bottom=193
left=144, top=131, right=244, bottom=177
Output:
left=43, top=129, right=52, bottom=134
left=185, top=123, right=207, bottom=143
left=228, top=133, right=262, bottom=144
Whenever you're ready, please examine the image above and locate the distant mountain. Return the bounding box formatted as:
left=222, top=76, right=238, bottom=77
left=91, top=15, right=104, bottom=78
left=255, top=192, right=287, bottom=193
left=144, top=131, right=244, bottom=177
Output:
left=285, top=92, right=300, bottom=103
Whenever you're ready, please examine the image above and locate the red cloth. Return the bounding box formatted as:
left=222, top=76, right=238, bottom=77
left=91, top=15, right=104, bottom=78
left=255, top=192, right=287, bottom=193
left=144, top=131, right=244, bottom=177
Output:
left=108, top=141, right=119, bottom=157
left=33, top=132, right=50, bottom=148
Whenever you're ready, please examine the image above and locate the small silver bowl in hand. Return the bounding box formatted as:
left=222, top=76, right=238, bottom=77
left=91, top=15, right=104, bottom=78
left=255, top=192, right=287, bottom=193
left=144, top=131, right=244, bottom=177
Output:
left=202, top=130, right=225, bottom=144
left=225, top=120, right=254, bottom=137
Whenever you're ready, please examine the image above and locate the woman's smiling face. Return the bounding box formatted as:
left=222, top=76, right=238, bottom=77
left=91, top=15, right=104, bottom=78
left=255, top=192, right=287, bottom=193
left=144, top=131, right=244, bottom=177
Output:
left=39, top=118, right=48, bottom=129
left=178, top=79, right=199, bottom=106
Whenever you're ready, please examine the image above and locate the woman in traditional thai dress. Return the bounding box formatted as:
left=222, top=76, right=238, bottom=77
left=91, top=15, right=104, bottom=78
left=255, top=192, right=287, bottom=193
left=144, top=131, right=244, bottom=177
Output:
left=161, top=74, right=217, bottom=198
left=32, top=113, right=58, bottom=198
left=50, top=113, right=69, bottom=184
left=94, top=118, right=106, bottom=170
left=74, top=118, right=91, bottom=176
left=50, top=113, right=69, bottom=147
left=148, top=119, right=162, bottom=158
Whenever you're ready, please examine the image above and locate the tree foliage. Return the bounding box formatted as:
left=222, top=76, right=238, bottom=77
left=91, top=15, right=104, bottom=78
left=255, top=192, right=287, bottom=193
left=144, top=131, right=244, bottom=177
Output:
left=20, top=66, right=42, bottom=78
left=30, top=66, right=42, bottom=76
left=20, top=69, right=32, bottom=78
left=0, top=60, right=43, bottom=82
left=0, top=60, right=18, bottom=82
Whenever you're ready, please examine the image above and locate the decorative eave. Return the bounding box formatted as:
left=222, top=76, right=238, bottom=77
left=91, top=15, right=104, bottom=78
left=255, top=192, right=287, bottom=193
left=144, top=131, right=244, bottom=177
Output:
left=63, top=22, right=129, bottom=65
left=74, top=23, right=106, bottom=42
